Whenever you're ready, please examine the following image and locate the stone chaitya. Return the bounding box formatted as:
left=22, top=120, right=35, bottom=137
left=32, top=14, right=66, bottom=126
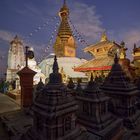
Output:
left=20, top=56, right=88, bottom=140
left=101, top=54, right=140, bottom=129
left=76, top=74, right=123, bottom=140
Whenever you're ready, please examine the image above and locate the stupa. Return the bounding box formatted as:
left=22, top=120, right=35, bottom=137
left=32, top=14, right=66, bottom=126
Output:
left=132, top=43, right=140, bottom=77
left=101, top=54, right=140, bottom=129
left=39, top=0, right=87, bottom=83
left=20, top=56, right=88, bottom=140
left=76, top=74, right=123, bottom=139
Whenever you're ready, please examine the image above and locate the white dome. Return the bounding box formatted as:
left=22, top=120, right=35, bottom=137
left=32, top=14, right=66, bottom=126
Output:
left=39, top=57, right=87, bottom=79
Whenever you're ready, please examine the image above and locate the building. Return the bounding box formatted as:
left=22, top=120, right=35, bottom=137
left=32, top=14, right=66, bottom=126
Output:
left=54, top=0, right=76, bottom=57
left=39, top=0, right=87, bottom=83
left=74, top=33, right=121, bottom=78
left=6, top=35, right=25, bottom=83
left=20, top=56, right=88, bottom=140
left=101, top=55, right=140, bottom=129
left=132, top=44, right=140, bottom=77
left=6, top=36, right=46, bottom=88
left=76, top=74, right=123, bottom=140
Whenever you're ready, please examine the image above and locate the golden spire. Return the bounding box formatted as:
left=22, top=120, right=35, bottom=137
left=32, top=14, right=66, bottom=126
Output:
left=100, top=31, right=108, bottom=42
left=58, top=0, right=72, bottom=37
left=53, top=0, right=76, bottom=57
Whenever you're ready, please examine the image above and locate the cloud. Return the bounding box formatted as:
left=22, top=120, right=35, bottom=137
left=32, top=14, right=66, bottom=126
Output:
left=116, top=29, right=140, bottom=60
left=123, top=30, right=140, bottom=46
left=0, top=30, right=15, bottom=42
left=70, top=2, right=104, bottom=44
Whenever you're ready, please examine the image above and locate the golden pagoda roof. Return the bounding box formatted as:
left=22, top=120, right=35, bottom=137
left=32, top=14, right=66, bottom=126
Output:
left=74, top=56, right=114, bottom=72
left=84, top=40, right=121, bottom=53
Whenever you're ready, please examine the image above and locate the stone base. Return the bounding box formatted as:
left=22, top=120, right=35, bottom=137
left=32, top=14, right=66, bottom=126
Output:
left=78, top=118, right=124, bottom=140
left=123, top=111, right=140, bottom=129
left=7, top=90, right=21, bottom=100
left=0, top=110, right=33, bottom=139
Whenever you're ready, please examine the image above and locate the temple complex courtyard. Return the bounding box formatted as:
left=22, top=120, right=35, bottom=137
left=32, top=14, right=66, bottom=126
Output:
left=0, top=93, right=20, bottom=139
left=0, top=93, right=20, bottom=114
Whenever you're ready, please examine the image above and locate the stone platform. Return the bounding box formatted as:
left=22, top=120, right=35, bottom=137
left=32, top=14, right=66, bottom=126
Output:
left=0, top=110, right=33, bottom=140
left=0, top=93, right=20, bottom=114
left=7, top=90, right=21, bottom=100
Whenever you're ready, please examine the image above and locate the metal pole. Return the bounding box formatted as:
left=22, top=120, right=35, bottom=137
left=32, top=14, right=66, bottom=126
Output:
left=25, top=46, right=29, bottom=67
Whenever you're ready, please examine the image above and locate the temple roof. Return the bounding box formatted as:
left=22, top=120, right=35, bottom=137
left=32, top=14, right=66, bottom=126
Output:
left=84, top=40, right=121, bottom=53
left=84, top=33, right=121, bottom=58
left=74, top=56, right=113, bottom=71
left=74, top=33, right=122, bottom=71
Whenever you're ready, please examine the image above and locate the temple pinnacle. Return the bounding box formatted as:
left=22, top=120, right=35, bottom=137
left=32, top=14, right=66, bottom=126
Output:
left=114, top=53, right=119, bottom=64
left=100, top=31, right=108, bottom=42
left=64, top=0, right=66, bottom=5
left=53, top=55, right=59, bottom=73
left=90, top=73, right=93, bottom=82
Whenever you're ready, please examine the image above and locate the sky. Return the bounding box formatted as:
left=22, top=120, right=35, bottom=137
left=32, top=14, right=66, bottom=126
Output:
left=0, top=0, right=140, bottom=77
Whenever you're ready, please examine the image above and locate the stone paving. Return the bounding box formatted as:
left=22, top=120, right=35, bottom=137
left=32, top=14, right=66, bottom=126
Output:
left=0, top=93, right=21, bottom=139
left=0, top=93, right=20, bottom=114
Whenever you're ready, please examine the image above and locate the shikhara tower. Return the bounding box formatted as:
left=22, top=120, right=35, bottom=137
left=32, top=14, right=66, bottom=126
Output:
left=53, top=0, right=76, bottom=57
left=6, top=35, right=25, bottom=82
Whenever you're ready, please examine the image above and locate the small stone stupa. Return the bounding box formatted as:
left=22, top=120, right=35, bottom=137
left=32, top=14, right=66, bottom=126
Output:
left=101, top=54, right=140, bottom=129
left=20, top=56, right=88, bottom=140
left=76, top=74, right=123, bottom=140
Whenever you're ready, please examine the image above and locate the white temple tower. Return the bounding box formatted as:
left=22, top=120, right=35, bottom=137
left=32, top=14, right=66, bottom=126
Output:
left=6, top=35, right=25, bottom=82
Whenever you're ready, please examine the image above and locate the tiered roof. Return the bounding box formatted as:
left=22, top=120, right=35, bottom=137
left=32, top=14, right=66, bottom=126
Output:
left=75, top=33, right=121, bottom=72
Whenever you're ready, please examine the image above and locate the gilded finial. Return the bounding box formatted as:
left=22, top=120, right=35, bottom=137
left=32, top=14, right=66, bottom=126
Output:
left=64, top=0, right=66, bottom=5
left=90, top=73, right=93, bottom=82
left=100, top=31, right=108, bottom=42
left=114, top=53, right=119, bottom=64
left=49, top=55, right=62, bottom=84
left=134, top=43, right=137, bottom=49
left=120, top=41, right=125, bottom=48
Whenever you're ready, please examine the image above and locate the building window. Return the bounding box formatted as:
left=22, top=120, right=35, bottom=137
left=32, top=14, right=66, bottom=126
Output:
left=65, top=116, right=71, bottom=132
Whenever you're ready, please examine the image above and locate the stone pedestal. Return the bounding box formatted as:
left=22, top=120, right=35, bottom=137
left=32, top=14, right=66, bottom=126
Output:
left=17, top=67, right=36, bottom=108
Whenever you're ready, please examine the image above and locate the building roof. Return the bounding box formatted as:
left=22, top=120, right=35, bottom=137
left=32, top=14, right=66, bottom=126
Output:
left=74, top=33, right=122, bottom=72
left=84, top=40, right=121, bottom=54
left=74, top=56, right=113, bottom=71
